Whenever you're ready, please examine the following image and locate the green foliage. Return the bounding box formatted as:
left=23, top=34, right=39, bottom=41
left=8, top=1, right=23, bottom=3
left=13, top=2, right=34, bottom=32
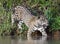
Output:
left=44, top=0, right=60, bottom=31
left=21, top=23, right=28, bottom=33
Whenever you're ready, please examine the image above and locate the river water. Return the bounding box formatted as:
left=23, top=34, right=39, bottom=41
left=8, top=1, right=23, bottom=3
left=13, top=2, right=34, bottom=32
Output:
left=0, top=35, right=60, bottom=44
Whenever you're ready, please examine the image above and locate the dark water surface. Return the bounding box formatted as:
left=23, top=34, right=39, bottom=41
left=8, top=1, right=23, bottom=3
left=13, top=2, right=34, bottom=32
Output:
left=0, top=36, right=60, bottom=44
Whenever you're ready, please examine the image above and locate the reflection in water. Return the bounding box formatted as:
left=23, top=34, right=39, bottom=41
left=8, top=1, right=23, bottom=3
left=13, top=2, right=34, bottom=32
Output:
left=11, top=36, right=48, bottom=44
left=0, top=36, right=60, bottom=44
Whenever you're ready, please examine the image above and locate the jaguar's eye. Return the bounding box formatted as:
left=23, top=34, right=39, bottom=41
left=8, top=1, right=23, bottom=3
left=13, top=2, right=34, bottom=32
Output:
left=16, top=15, right=18, bottom=16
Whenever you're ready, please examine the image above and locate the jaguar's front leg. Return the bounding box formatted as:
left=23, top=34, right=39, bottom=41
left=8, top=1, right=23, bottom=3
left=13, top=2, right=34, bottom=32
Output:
left=38, top=27, right=47, bottom=36
left=27, top=29, right=32, bottom=40
left=27, top=26, right=38, bottom=40
left=18, top=20, right=23, bottom=29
